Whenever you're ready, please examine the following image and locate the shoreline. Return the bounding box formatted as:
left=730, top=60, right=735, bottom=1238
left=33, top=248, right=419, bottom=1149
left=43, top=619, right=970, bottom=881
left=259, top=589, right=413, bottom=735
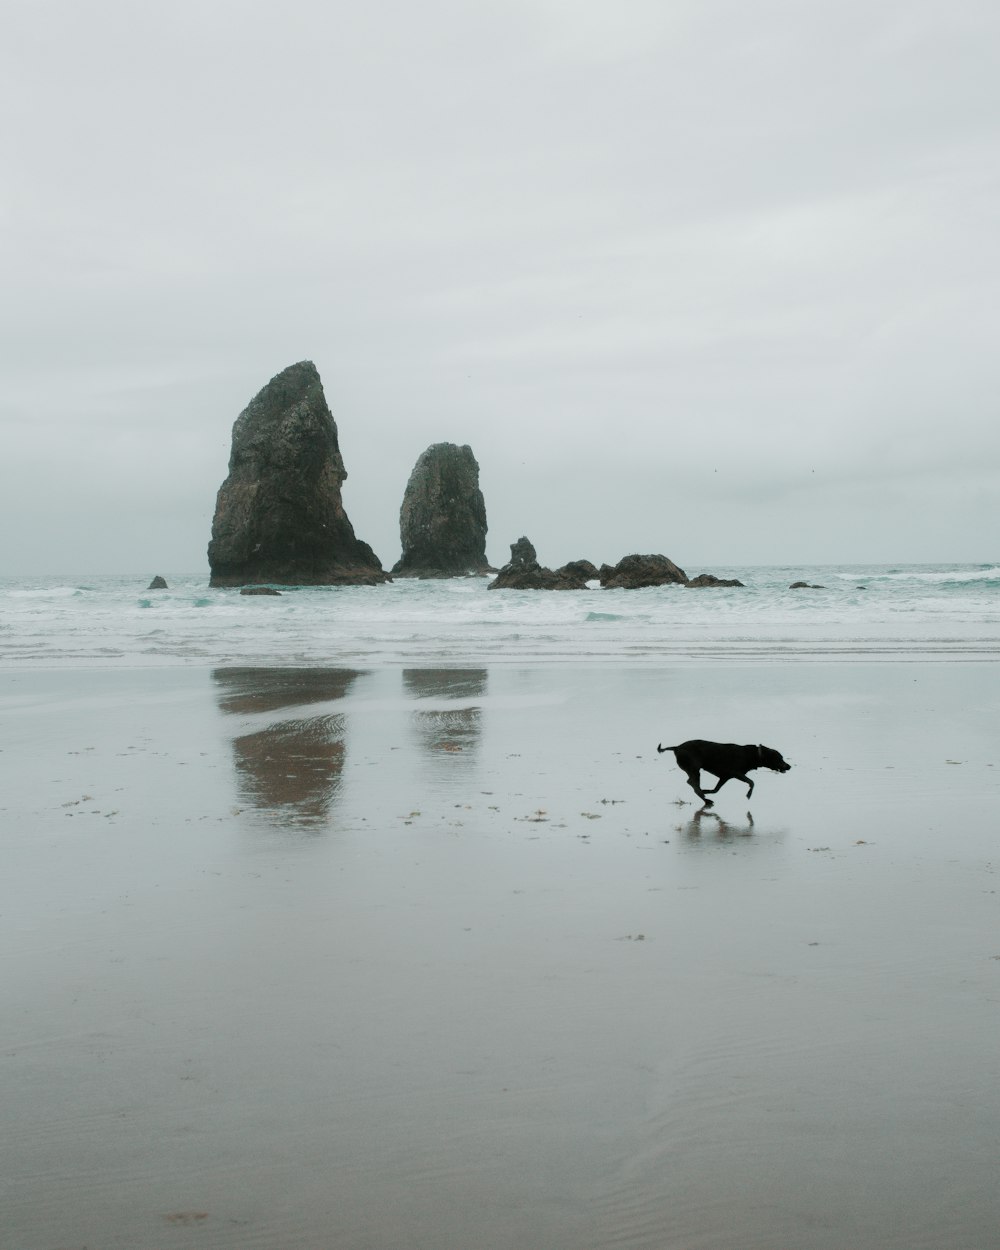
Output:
left=3, top=564, right=999, bottom=672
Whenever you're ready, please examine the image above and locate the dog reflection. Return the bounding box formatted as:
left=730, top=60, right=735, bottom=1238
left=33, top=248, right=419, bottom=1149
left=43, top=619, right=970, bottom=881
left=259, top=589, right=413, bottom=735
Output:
left=683, top=808, right=755, bottom=841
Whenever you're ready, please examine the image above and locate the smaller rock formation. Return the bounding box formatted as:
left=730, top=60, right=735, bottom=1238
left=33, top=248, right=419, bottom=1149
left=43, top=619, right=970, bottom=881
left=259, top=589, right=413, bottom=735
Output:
left=240, top=586, right=282, bottom=596
left=392, top=443, right=494, bottom=577
left=599, top=554, right=688, bottom=589
left=789, top=581, right=826, bottom=589
left=208, top=360, right=388, bottom=587
left=686, top=573, right=745, bottom=588
left=147, top=575, right=168, bottom=590
left=488, top=537, right=591, bottom=590
left=558, top=559, right=599, bottom=583
left=508, top=536, right=537, bottom=568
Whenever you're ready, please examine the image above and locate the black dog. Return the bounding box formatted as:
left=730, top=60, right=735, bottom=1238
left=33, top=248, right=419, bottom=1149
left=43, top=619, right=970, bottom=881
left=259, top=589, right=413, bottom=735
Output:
left=657, top=739, right=791, bottom=806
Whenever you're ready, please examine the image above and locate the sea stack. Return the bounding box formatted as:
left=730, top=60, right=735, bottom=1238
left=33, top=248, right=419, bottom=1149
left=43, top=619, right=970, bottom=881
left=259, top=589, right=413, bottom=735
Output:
left=391, top=443, right=493, bottom=577
left=208, top=361, right=388, bottom=587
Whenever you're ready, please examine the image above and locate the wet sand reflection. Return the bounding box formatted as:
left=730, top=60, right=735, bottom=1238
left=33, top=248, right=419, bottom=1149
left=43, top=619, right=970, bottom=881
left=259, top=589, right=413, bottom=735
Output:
left=684, top=808, right=755, bottom=839
left=212, top=668, right=361, bottom=826
left=403, top=668, right=487, bottom=765
left=213, top=667, right=361, bottom=716
left=677, top=806, right=789, bottom=851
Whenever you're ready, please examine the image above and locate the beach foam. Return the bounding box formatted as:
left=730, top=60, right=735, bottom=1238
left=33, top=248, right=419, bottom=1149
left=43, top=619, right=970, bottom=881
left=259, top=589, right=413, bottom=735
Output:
left=2, top=562, right=998, bottom=668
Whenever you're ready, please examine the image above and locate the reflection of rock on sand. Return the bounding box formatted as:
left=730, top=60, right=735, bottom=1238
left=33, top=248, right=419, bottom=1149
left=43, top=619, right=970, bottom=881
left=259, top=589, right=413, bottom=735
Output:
left=231, top=717, right=346, bottom=825
left=213, top=668, right=361, bottom=826
left=403, top=668, right=487, bottom=761
left=213, top=667, right=361, bottom=716
left=412, top=707, right=482, bottom=757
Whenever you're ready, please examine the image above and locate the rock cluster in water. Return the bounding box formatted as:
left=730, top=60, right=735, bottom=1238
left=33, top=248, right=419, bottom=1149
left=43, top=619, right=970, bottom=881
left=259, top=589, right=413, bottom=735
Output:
left=208, top=361, right=388, bottom=587
left=392, top=443, right=493, bottom=577
left=487, top=546, right=744, bottom=591
left=489, top=538, right=598, bottom=590
left=686, top=573, right=745, bottom=588
left=597, top=553, right=688, bottom=589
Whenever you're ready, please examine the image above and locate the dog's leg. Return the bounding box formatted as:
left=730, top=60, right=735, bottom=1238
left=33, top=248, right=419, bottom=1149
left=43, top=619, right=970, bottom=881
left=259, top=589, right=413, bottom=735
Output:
left=683, top=769, right=713, bottom=807
left=736, top=774, right=754, bottom=799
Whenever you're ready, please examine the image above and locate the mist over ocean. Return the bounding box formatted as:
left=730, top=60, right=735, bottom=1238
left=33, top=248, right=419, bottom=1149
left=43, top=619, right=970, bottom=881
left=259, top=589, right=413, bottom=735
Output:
left=3, top=562, right=998, bottom=668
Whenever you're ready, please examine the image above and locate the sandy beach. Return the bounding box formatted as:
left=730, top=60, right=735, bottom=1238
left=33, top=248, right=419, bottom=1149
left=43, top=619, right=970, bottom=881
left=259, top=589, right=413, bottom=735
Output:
left=2, top=660, right=998, bottom=1249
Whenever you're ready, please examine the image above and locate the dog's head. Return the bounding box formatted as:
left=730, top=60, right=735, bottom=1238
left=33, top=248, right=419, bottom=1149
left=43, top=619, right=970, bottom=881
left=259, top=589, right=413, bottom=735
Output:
left=760, top=745, right=791, bottom=773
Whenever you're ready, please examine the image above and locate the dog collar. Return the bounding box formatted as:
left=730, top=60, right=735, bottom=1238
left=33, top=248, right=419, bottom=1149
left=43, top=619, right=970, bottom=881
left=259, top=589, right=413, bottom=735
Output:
left=756, top=744, right=764, bottom=762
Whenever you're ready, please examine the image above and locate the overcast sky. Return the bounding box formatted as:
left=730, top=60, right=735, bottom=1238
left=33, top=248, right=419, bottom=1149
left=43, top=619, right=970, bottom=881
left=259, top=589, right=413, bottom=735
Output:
left=2, top=0, right=998, bottom=575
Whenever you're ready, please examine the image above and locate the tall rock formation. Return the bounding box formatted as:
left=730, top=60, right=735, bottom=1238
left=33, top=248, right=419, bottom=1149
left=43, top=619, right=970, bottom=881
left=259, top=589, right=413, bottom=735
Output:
left=208, top=361, right=388, bottom=586
left=391, top=443, right=493, bottom=577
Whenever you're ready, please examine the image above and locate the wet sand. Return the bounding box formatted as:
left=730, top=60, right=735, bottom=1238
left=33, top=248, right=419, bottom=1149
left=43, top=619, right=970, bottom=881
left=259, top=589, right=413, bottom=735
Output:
left=2, top=661, right=998, bottom=1249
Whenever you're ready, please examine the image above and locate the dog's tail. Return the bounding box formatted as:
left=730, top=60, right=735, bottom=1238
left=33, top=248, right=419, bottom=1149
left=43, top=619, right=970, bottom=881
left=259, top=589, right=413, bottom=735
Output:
left=656, top=743, right=677, bottom=755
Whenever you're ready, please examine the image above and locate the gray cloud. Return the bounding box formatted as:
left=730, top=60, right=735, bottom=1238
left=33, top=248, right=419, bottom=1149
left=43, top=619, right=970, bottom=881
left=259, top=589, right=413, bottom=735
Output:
left=2, top=0, right=998, bottom=573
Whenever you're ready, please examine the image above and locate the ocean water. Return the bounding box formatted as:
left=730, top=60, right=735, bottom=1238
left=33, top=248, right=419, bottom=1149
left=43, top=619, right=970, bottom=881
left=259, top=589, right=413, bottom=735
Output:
left=1, top=562, right=998, bottom=667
